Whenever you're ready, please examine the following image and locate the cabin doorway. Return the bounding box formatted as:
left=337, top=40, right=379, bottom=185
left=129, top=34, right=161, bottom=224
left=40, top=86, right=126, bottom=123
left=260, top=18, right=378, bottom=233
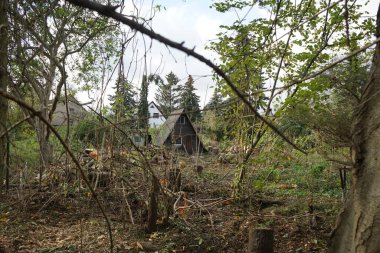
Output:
left=184, top=136, right=193, bottom=155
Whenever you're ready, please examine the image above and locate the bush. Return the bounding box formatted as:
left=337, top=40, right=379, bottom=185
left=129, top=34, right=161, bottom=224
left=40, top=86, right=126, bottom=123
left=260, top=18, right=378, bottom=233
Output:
left=73, top=117, right=99, bottom=143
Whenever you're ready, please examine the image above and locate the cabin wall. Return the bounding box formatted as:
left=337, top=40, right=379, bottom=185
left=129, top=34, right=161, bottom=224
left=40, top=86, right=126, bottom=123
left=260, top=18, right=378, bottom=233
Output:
left=172, top=116, right=195, bottom=137
left=163, top=116, right=205, bottom=154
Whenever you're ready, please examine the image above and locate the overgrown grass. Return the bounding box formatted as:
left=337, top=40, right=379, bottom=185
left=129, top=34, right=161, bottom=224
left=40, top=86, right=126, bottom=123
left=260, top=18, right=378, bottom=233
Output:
left=9, top=122, right=91, bottom=173
left=250, top=158, right=342, bottom=198
left=10, top=131, right=40, bottom=170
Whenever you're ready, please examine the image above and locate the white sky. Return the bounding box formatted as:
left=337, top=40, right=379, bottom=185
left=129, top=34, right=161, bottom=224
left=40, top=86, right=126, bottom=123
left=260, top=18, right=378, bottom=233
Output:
left=79, top=0, right=379, bottom=110
left=117, top=0, right=263, bottom=108
left=79, top=0, right=268, bottom=109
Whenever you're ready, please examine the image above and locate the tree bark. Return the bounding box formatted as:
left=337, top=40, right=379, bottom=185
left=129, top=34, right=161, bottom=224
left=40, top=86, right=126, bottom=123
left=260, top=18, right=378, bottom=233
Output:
left=0, top=0, right=9, bottom=194
left=36, top=110, right=53, bottom=170
left=146, top=177, right=159, bottom=233
left=329, top=4, right=380, bottom=252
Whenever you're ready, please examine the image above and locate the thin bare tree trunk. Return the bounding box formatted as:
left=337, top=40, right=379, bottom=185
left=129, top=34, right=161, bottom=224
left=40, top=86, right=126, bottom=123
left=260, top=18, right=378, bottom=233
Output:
left=36, top=110, right=53, bottom=183
left=329, top=4, right=380, bottom=252
left=0, top=0, right=9, bottom=194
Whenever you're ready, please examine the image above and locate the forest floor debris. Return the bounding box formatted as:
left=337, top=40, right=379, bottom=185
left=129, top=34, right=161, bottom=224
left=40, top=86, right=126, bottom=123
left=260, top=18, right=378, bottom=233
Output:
left=0, top=155, right=341, bottom=252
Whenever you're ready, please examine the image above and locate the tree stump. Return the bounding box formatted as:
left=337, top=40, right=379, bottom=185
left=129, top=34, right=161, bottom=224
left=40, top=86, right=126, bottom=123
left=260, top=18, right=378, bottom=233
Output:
left=248, top=226, right=274, bottom=253
left=146, top=177, right=160, bottom=233
left=169, top=168, right=181, bottom=192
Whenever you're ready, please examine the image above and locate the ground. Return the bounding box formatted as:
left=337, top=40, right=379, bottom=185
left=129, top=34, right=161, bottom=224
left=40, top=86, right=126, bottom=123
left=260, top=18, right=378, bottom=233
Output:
left=0, top=153, right=341, bottom=252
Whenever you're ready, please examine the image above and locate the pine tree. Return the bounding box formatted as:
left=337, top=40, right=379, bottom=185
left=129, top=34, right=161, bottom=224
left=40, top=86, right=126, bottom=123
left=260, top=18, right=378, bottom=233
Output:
left=109, top=76, right=137, bottom=120
left=179, top=75, right=201, bottom=121
left=205, top=88, right=224, bottom=116
left=154, top=71, right=180, bottom=116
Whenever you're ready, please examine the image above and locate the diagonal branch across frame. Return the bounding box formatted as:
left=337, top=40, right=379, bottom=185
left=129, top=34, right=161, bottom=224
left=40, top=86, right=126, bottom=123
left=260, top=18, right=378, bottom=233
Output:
left=0, top=89, right=115, bottom=253
left=66, top=0, right=307, bottom=154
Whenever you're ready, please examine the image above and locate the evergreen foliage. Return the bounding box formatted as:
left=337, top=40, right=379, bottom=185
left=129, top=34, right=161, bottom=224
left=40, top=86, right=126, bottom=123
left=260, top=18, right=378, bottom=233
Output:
left=179, top=75, right=201, bottom=121
left=205, top=88, right=224, bottom=116
left=203, top=88, right=226, bottom=140
left=137, top=75, right=149, bottom=131
left=154, top=72, right=180, bottom=116
left=109, top=76, right=137, bottom=120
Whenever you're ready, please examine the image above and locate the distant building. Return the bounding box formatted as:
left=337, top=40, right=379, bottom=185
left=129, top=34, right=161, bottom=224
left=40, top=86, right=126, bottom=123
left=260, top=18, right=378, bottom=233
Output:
left=50, top=96, right=88, bottom=126
left=131, top=101, right=166, bottom=147
left=155, top=108, right=206, bottom=155
left=148, top=101, right=166, bottom=128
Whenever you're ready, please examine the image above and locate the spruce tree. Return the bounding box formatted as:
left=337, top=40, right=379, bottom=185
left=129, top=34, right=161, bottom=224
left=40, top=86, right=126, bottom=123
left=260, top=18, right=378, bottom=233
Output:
left=109, top=76, right=137, bottom=120
left=203, top=88, right=226, bottom=140
left=179, top=75, right=201, bottom=121
left=205, top=88, right=224, bottom=116
left=154, top=71, right=180, bottom=116
left=137, top=75, right=149, bottom=131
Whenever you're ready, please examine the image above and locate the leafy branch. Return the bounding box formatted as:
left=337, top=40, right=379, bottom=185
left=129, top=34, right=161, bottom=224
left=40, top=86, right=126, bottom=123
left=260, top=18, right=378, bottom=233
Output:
left=66, top=0, right=307, bottom=154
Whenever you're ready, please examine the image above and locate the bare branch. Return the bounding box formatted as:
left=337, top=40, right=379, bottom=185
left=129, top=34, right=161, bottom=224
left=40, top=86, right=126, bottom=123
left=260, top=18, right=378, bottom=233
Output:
left=66, top=0, right=306, bottom=154
left=0, top=115, right=32, bottom=139
left=287, top=37, right=380, bottom=89
left=0, top=89, right=114, bottom=253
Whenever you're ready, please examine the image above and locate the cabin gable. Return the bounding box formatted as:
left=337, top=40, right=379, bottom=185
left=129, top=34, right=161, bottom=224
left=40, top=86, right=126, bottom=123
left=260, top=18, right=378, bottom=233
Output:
left=155, top=109, right=206, bottom=154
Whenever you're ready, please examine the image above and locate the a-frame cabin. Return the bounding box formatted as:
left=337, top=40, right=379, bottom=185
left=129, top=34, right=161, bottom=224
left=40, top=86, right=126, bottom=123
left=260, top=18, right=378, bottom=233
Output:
left=154, top=109, right=206, bottom=155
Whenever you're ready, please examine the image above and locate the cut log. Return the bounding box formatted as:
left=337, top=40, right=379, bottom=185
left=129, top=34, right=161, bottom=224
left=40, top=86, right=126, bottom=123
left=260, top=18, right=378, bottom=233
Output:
left=248, top=226, right=274, bottom=253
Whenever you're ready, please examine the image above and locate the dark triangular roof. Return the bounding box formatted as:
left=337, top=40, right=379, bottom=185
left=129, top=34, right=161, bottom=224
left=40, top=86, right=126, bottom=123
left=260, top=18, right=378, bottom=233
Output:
left=155, top=108, right=184, bottom=145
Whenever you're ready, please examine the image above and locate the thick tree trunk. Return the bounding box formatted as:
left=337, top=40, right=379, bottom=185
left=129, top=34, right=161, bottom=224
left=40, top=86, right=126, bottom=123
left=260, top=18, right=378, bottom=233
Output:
left=0, top=0, right=9, bottom=193
left=329, top=4, right=380, bottom=252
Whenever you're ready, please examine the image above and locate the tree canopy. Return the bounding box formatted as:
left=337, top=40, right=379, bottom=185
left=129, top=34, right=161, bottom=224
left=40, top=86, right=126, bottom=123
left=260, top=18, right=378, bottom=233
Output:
left=1, top=0, right=380, bottom=252
left=154, top=71, right=180, bottom=116
left=178, top=75, right=201, bottom=121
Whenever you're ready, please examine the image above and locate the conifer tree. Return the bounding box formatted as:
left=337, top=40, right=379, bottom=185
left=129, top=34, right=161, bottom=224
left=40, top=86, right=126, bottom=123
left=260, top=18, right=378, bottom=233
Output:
left=179, top=75, right=201, bottom=121
left=137, top=75, right=149, bottom=131
left=109, top=76, right=137, bottom=120
left=205, top=88, right=224, bottom=116
left=154, top=71, right=180, bottom=115
left=203, top=88, right=226, bottom=140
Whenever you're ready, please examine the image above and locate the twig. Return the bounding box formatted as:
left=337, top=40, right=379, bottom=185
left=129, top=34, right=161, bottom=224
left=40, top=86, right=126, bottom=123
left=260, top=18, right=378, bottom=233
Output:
left=66, top=0, right=306, bottom=155
left=0, top=90, right=114, bottom=253
left=121, top=181, right=134, bottom=224
left=203, top=198, right=235, bottom=209
left=247, top=210, right=329, bottom=220
left=195, top=199, right=215, bottom=230
left=38, top=192, right=60, bottom=212
left=287, top=37, right=380, bottom=88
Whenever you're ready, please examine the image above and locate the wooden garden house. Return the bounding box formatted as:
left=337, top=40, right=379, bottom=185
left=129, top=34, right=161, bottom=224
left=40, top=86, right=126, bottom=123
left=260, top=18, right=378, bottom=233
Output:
left=154, top=108, right=206, bottom=154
